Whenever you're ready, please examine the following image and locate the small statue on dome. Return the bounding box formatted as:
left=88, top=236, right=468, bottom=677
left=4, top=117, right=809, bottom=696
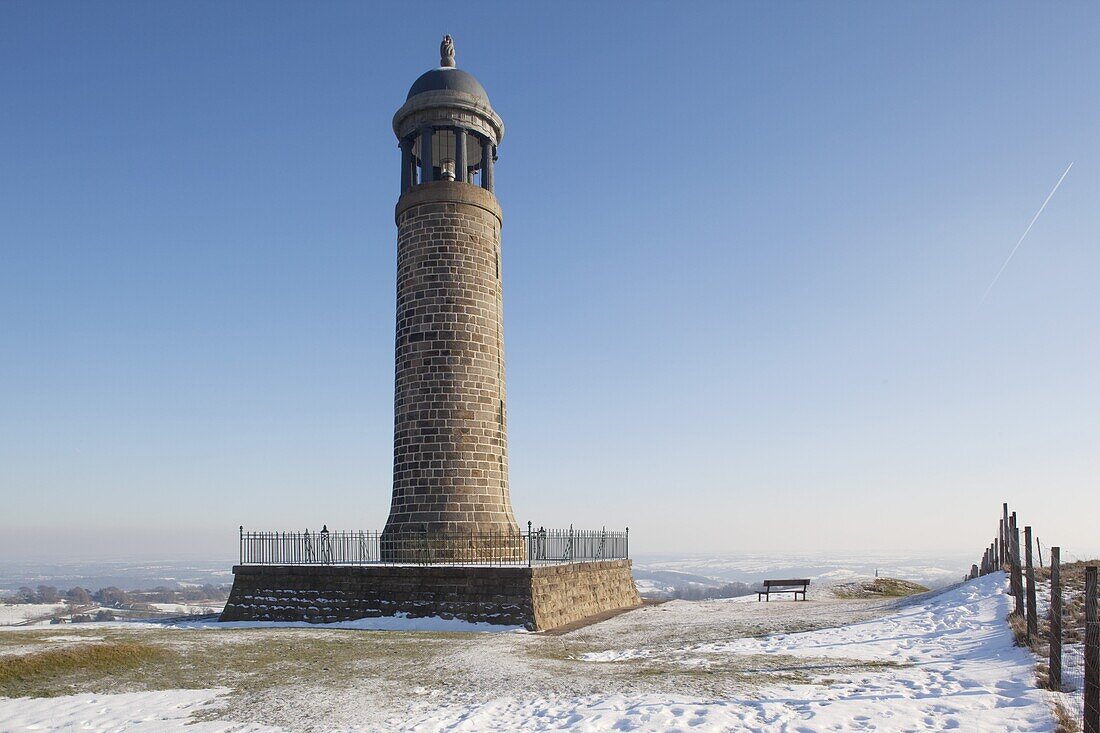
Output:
left=440, top=35, right=455, bottom=68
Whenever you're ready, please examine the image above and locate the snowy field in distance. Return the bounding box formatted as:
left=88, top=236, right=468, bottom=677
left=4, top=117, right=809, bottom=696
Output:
left=0, top=561, right=233, bottom=596
left=0, top=604, right=66, bottom=627
left=632, top=551, right=972, bottom=596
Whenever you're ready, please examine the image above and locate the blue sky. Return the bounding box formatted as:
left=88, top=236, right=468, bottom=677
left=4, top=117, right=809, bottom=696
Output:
left=2, top=2, right=1098, bottom=561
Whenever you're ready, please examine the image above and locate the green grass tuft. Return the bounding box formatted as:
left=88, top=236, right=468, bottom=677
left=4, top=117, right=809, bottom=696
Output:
left=833, top=578, right=929, bottom=599
left=0, top=641, right=173, bottom=698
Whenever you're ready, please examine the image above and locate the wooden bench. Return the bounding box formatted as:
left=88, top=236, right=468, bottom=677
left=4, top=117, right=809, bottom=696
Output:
left=757, top=578, right=810, bottom=601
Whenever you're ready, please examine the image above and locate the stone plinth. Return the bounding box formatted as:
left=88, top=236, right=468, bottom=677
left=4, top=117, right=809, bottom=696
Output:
left=220, top=560, right=640, bottom=632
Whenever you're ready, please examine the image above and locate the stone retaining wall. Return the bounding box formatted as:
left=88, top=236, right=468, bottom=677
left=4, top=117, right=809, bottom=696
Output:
left=529, top=560, right=643, bottom=631
left=220, top=559, right=639, bottom=631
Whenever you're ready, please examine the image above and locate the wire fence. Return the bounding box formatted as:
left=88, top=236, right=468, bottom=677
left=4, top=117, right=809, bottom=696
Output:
left=238, top=524, right=629, bottom=567
left=1064, top=645, right=1085, bottom=730
left=971, top=501, right=1099, bottom=733
left=1058, top=643, right=1100, bottom=732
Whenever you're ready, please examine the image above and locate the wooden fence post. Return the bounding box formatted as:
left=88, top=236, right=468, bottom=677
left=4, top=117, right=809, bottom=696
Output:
left=1085, top=565, right=1098, bottom=733
left=1011, top=523, right=1024, bottom=618
left=1025, top=526, right=1037, bottom=641
left=1009, top=513, right=1018, bottom=594
left=1002, top=502, right=1010, bottom=566
left=998, top=519, right=1003, bottom=568
left=1049, top=546, right=1061, bottom=691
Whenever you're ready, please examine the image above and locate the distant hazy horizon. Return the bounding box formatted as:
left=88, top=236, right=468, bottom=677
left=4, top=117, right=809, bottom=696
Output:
left=3, top=2, right=1098, bottom=561
left=1, top=531, right=1094, bottom=570
left=0, top=549, right=1003, bottom=594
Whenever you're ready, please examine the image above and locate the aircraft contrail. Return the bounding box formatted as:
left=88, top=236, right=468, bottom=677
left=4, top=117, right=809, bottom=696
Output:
left=982, top=162, right=1073, bottom=302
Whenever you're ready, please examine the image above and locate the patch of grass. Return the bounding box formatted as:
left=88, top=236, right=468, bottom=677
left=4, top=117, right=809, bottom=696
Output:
left=1052, top=697, right=1081, bottom=733
left=0, top=627, right=459, bottom=701
left=833, top=578, right=929, bottom=599
left=1035, top=660, right=1050, bottom=689
left=1007, top=612, right=1031, bottom=649
left=0, top=641, right=173, bottom=698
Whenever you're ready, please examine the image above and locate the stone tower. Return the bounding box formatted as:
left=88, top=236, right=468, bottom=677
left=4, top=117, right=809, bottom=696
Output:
left=382, top=37, right=521, bottom=558
left=220, top=36, right=641, bottom=630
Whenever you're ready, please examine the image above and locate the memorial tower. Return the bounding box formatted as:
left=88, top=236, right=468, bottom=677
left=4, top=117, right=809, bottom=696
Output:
left=221, top=37, right=640, bottom=628
left=382, top=36, right=521, bottom=555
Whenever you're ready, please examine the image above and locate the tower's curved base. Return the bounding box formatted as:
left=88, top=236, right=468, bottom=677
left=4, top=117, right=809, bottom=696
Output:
left=377, top=528, right=526, bottom=564
left=219, top=559, right=640, bottom=632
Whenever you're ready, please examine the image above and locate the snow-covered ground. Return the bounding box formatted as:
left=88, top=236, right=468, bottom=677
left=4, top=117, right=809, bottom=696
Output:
left=175, top=612, right=523, bottom=632
left=149, top=602, right=225, bottom=615
left=0, top=603, right=66, bottom=626
left=576, top=573, right=1050, bottom=730
left=0, top=603, right=230, bottom=628
left=0, top=571, right=1056, bottom=731
left=0, top=689, right=270, bottom=733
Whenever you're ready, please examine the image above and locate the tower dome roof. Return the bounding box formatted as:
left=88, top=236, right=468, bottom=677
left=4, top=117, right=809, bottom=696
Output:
left=394, top=36, right=503, bottom=144
left=406, top=67, right=488, bottom=102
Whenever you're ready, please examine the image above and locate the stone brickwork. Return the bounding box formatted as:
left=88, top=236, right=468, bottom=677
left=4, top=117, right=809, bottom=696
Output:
left=530, top=560, right=643, bottom=631
left=220, top=560, right=640, bottom=631
left=384, top=181, right=520, bottom=556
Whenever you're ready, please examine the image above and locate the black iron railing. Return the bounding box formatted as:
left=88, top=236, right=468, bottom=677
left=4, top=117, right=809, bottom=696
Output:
left=237, top=523, right=629, bottom=567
